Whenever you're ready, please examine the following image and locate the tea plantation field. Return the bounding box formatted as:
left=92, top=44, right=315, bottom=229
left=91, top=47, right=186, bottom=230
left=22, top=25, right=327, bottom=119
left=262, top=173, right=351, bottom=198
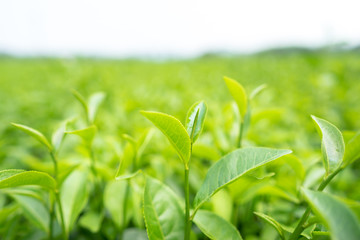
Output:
left=0, top=51, right=359, bottom=240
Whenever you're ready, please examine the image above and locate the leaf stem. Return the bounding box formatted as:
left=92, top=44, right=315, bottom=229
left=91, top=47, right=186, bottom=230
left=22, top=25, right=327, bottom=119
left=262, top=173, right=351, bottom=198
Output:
left=49, top=151, right=58, bottom=180
left=288, top=167, right=343, bottom=240
left=55, top=191, right=67, bottom=240
left=49, top=150, right=58, bottom=240
left=49, top=201, right=55, bottom=240
left=237, top=121, right=244, bottom=148
left=184, top=167, right=191, bottom=240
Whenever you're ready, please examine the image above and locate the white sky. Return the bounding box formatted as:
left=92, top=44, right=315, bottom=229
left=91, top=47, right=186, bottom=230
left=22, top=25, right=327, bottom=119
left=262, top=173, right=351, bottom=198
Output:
left=0, top=0, right=359, bottom=57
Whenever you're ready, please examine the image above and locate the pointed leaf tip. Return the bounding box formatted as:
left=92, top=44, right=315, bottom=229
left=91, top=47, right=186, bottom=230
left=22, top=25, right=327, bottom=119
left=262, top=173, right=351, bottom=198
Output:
left=311, top=115, right=345, bottom=174
left=224, top=76, right=248, bottom=122
left=11, top=123, right=52, bottom=151
left=185, top=101, right=207, bottom=143
left=141, top=111, right=191, bottom=167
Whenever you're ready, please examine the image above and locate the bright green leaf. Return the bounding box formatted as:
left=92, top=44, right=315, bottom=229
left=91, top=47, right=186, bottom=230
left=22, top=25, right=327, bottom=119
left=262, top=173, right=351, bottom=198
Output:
left=250, top=84, right=267, bottom=100
left=343, top=132, right=360, bottom=166
left=185, top=101, right=207, bottom=143
left=66, top=125, right=97, bottom=147
left=224, top=76, right=247, bottom=122
left=11, top=123, right=52, bottom=151
left=60, top=170, right=89, bottom=234
left=141, top=111, right=191, bottom=168
left=311, top=116, right=345, bottom=174
left=51, top=120, right=69, bottom=152
left=88, top=92, right=106, bottom=123
left=104, top=180, right=129, bottom=229
left=122, top=134, right=137, bottom=147
left=79, top=210, right=104, bottom=233
left=254, top=212, right=285, bottom=240
left=193, top=147, right=292, bottom=212
left=11, top=194, right=49, bottom=233
left=303, top=189, right=360, bottom=240
left=0, top=170, right=56, bottom=190
left=137, top=128, right=154, bottom=158
left=116, top=170, right=142, bottom=181
left=143, top=176, right=184, bottom=240
left=71, top=89, right=89, bottom=116
left=123, top=228, right=148, bottom=240
left=210, top=189, right=233, bottom=222
left=193, top=210, right=243, bottom=240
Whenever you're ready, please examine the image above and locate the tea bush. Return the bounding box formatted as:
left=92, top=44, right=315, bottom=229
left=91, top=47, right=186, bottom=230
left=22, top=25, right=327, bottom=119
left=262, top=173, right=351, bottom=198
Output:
left=0, top=52, right=359, bottom=239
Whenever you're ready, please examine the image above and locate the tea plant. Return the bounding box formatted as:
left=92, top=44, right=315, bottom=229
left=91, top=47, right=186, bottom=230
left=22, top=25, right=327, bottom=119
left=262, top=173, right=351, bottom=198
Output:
left=0, top=69, right=359, bottom=240
left=141, top=100, right=292, bottom=239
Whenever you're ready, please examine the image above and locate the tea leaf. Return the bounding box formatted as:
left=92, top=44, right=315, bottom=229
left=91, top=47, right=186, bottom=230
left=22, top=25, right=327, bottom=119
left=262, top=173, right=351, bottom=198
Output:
left=60, top=170, right=89, bottom=234
left=11, top=194, right=49, bottom=233
left=343, top=132, right=360, bottom=166
left=250, top=84, right=267, bottom=100
left=311, top=116, right=345, bottom=174
left=51, top=120, right=69, bottom=152
left=71, top=89, right=89, bottom=116
left=79, top=210, right=104, bottom=233
left=303, top=189, right=360, bottom=240
left=224, top=76, right=247, bottom=122
left=254, top=212, right=285, bottom=240
left=143, top=176, right=184, bottom=240
left=123, top=228, right=148, bottom=239
left=104, top=180, right=129, bottom=229
left=193, top=147, right=292, bottom=211
left=193, top=210, right=243, bottom=240
left=0, top=169, right=56, bottom=190
left=88, top=92, right=106, bottom=123
left=11, top=123, right=52, bottom=151
left=185, top=101, right=207, bottom=143
left=66, top=125, right=97, bottom=147
left=141, top=111, right=191, bottom=168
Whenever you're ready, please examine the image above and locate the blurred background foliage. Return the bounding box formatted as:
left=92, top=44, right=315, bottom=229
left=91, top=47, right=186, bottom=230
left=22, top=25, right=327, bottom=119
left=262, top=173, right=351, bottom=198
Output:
left=0, top=50, right=359, bottom=239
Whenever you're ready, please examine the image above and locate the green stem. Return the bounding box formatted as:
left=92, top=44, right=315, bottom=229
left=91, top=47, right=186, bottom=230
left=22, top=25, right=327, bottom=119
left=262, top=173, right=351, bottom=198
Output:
left=232, top=204, right=239, bottom=227
left=237, top=121, right=244, bottom=148
left=122, top=180, right=131, bottom=232
left=288, top=167, right=343, bottom=240
left=49, top=151, right=58, bottom=180
left=49, top=201, right=55, bottom=240
left=55, top=191, right=67, bottom=240
left=49, top=151, right=58, bottom=240
left=184, top=167, right=191, bottom=240
left=89, top=147, right=98, bottom=179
